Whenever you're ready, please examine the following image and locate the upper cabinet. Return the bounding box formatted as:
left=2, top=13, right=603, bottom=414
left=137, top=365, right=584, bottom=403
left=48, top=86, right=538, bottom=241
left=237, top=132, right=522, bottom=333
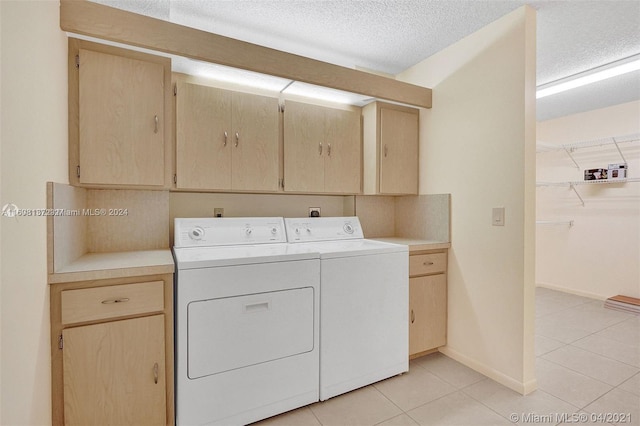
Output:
left=363, top=102, right=419, bottom=195
left=284, top=101, right=361, bottom=194
left=69, top=39, right=172, bottom=188
left=175, top=82, right=280, bottom=192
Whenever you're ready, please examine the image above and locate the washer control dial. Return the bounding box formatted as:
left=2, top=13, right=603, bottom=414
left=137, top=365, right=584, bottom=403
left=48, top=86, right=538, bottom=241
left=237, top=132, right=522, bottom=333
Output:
left=343, top=223, right=354, bottom=234
left=189, top=227, right=205, bottom=240
left=271, top=227, right=278, bottom=235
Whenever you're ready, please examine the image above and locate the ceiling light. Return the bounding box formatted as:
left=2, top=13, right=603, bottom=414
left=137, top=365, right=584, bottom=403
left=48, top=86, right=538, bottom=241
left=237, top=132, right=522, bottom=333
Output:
left=536, top=55, right=640, bottom=99
left=173, top=57, right=291, bottom=93
left=282, top=81, right=372, bottom=106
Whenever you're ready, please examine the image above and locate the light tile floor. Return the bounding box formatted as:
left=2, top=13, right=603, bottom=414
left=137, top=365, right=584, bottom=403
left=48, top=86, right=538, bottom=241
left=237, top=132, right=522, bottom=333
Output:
left=255, top=288, right=639, bottom=426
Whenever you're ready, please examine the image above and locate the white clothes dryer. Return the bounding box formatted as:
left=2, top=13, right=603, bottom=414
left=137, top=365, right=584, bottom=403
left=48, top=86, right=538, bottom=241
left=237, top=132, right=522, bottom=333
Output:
left=173, top=217, right=320, bottom=425
left=284, top=216, right=408, bottom=401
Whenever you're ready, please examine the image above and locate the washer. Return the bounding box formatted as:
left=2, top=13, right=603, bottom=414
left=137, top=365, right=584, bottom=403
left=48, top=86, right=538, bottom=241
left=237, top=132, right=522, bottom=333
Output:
left=284, top=216, right=408, bottom=400
left=173, top=217, right=320, bottom=425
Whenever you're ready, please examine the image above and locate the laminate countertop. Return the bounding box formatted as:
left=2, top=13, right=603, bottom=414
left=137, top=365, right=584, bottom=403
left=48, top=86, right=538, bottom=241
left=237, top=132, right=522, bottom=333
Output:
left=48, top=249, right=175, bottom=284
left=372, top=238, right=451, bottom=253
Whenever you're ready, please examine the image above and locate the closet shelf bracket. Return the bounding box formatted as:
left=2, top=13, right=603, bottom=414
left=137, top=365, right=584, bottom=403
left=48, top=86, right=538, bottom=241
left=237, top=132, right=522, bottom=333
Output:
left=569, top=184, right=585, bottom=207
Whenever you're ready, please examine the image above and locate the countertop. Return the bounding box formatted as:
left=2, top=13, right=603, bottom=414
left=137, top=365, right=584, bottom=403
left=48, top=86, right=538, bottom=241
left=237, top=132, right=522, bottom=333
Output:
left=48, top=249, right=175, bottom=284
left=372, top=237, right=451, bottom=253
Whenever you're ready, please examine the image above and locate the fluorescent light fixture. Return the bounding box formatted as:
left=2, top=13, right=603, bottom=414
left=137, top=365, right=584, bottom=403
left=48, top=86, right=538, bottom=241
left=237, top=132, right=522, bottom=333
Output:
left=282, top=81, right=371, bottom=105
left=173, top=57, right=291, bottom=92
left=536, top=55, right=640, bottom=99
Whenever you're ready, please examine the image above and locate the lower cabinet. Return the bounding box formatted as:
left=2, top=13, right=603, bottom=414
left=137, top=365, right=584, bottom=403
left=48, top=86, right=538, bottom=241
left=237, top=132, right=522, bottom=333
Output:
left=409, top=250, right=448, bottom=358
left=50, top=274, right=174, bottom=426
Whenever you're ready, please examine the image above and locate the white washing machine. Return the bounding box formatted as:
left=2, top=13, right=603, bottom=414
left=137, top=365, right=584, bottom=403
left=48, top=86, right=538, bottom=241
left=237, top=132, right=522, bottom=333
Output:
left=284, top=216, right=408, bottom=400
left=173, top=217, right=320, bottom=425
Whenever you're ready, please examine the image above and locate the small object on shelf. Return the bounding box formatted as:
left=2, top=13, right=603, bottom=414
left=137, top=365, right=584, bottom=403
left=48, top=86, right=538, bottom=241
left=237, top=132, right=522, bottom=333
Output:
left=584, top=168, right=607, bottom=181
left=608, top=163, right=628, bottom=180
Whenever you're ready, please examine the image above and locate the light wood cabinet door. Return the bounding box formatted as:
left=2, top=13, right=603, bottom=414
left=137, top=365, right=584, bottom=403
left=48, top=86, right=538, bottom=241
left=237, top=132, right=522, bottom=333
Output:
left=324, top=107, right=361, bottom=194
left=176, top=83, right=232, bottom=190
left=284, top=101, right=326, bottom=192
left=379, top=106, right=418, bottom=194
left=62, top=315, right=166, bottom=426
left=284, top=101, right=361, bottom=193
left=175, top=83, right=279, bottom=191
left=409, top=274, right=447, bottom=356
left=78, top=49, right=165, bottom=186
left=231, top=91, right=280, bottom=191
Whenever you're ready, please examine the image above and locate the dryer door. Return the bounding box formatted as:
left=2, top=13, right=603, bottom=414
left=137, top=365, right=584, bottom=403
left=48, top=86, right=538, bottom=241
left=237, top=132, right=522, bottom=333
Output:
left=187, top=287, right=315, bottom=379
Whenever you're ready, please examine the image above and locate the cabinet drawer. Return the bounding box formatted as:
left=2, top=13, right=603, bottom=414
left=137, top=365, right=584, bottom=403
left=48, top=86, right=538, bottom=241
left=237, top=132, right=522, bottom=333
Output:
left=409, top=253, right=447, bottom=276
left=61, top=281, right=164, bottom=325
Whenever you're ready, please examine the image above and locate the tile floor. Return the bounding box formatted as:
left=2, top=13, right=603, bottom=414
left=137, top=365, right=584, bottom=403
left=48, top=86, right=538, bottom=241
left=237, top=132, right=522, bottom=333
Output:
left=255, top=288, right=640, bottom=426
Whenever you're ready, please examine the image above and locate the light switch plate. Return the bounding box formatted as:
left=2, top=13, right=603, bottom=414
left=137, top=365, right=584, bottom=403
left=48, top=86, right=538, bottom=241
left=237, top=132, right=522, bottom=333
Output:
left=492, top=207, right=505, bottom=226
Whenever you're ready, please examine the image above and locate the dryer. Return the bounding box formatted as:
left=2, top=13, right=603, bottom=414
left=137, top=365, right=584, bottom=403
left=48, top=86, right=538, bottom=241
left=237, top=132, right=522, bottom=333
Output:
left=285, top=216, right=408, bottom=400
left=173, top=217, right=320, bottom=425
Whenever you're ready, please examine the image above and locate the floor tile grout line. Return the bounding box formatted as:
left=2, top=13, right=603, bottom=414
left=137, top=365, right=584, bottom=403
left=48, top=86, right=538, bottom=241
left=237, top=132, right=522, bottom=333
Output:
left=569, top=340, right=640, bottom=370
left=456, top=381, right=519, bottom=425
left=566, top=334, right=640, bottom=370
left=369, top=377, right=416, bottom=424
left=542, top=358, right=616, bottom=388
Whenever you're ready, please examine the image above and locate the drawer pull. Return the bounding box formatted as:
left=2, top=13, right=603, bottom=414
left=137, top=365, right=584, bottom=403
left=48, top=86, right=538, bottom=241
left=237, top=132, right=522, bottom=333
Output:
left=423, top=261, right=434, bottom=266
left=411, top=309, right=415, bottom=324
left=101, top=298, right=130, bottom=305
left=153, top=362, right=159, bottom=384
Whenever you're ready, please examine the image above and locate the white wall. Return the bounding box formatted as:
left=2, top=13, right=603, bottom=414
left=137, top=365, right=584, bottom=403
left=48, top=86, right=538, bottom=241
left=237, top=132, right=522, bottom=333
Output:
left=0, top=1, right=68, bottom=424
left=536, top=100, right=640, bottom=299
left=397, top=6, right=537, bottom=393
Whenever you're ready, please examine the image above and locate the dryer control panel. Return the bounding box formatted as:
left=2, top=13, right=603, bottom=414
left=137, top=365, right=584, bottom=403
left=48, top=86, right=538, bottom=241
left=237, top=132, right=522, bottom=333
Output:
left=285, top=216, right=364, bottom=242
left=174, top=217, right=286, bottom=247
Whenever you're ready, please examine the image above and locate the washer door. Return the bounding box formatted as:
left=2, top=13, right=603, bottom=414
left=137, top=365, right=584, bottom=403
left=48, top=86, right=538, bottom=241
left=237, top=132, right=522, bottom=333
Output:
left=187, top=287, right=315, bottom=379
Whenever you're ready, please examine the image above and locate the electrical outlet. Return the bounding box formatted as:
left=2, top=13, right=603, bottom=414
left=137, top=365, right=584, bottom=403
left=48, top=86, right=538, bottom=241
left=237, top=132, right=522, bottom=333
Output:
left=214, top=208, right=224, bottom=218
left=309, top=207, right=321, bottom=217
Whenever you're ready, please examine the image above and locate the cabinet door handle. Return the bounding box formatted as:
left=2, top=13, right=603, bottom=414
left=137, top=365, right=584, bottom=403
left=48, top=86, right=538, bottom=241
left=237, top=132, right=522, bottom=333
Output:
left=384, top=144, right=388, bottom=157
left=235, top=132, right=239, bottom=147
left=328, top=143, right=331, bottom=156
left=423, top=261, right=434, bottom=266
left=411, top=309, right=415, bottom=324
left=153, top=362, right=159, bottom=384
left=319, top=142, right=323, bottom=155
left=100, top=297, right=130, bottom=304
left=224, top=131, right=228, bottom=147
left=154, top=115, right=159, bottom=134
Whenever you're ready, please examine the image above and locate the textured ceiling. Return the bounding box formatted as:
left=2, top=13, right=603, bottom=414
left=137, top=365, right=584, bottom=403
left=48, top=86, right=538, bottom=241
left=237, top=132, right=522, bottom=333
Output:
left=92, top=0, right=640, bottom=121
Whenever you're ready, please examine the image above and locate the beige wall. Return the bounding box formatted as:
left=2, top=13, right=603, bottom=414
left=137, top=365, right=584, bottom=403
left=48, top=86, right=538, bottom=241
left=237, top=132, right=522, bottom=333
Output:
left=536, top=100, right=640, bottom=299
left=397, top=6, right=537, bottom=393
left=1, top=1, right=68, bottom=424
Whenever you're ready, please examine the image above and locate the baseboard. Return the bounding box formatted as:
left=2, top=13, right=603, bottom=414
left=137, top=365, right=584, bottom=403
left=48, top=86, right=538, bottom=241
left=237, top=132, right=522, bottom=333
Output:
left=536, top=282, right=605, bottom=301
left=438, top=346, right=537, bottom=395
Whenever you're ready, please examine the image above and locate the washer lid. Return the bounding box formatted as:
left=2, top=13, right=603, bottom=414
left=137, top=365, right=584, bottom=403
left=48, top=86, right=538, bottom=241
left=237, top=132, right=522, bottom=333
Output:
left=287, top=239, right=408, bottom=259
left=173, top=243, right=319, bottom=269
